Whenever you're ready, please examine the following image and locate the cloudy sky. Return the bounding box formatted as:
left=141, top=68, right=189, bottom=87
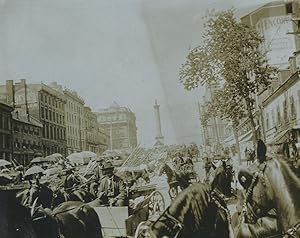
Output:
left=0, top=0, right=272, bottom=147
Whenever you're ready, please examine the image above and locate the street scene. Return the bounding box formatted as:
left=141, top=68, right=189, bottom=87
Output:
left=1, top=0, right=300, bottom=238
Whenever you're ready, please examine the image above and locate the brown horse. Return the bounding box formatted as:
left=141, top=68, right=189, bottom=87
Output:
left=135, top=161, right=233, bottom=238
left=238, top=140, right=300, bottom=237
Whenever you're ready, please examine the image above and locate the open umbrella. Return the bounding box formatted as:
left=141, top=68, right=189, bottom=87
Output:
left=0, top=159, right=11, bottom=168
left=24, top=166, right=45, bottom=178
left=80, top=151, right=97, bottom=158
left=44, top=167, right=61, bottom=176
left=67, top=152, right=82, bottom=160
left=44, top=155, right=58, bottom=163
left=30, top=157, right=44, bottom=164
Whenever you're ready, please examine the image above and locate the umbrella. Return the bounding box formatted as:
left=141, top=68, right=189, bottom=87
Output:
left=24, top=166, right=45, bottom=178
left=30, top=157, right=45, bottom=164
left=67, top=152, right=82, bottom=161
left=44, top=167, right=61, bottom=176
left=44, top=155, right=58, bottom=163
left=0, top=159, right=11, bottom=168
left=80, top=151, right=97, bottom=158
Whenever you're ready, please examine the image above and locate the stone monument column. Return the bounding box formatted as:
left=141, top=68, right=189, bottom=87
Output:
left=154, top=100, right=164, bottom=146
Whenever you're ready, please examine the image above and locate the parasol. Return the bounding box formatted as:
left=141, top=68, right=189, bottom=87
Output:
left=80, top=151, right=97, bottom=158
left=0, top=159, right=11, bottom=168
left=44, top=167, right=61, bottom=176
left=30, top=157, right=45, bottom=164
left=24, top=166, right=45, bottom=178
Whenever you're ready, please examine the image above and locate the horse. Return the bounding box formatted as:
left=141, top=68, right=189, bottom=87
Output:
left=30, top=201, right=103, bottom=238
left=135, top=161, right=234, bottom=238
left=237, top=140, right=300, bottom=237
left=0, top=189, right=37, bottom=238
left=231, top=190, right=279, bottom=238
left=16, top=182, right=54, bottom=209
left=158, top=162, right=190, bottom=200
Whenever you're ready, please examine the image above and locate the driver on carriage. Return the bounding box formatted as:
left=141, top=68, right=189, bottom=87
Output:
left=64, top=167, right=80, bottom=190
left=97, top=161, right=127, bottom=207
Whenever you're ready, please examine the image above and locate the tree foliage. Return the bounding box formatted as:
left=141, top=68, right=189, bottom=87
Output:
left=180, top=9, right=277, bottom=143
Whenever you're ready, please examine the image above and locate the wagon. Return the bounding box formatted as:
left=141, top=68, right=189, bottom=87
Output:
left=92, top=184, right=165, bottom=238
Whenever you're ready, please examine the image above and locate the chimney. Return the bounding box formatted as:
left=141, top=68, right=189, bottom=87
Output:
left=6, top=80, right=14, bottom=107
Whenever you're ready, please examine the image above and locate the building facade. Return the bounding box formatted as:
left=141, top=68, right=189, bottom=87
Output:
left=241, top=1, right=300, bottom=69
left=12, top=112, right=43, bottom=166
left=63, top=88, right=85, bottom=154
left=0, top=103, right=13, bottom=160
left=261, top=55, right=300, bottom=148
left=96, top=102, right=137, bottom=150
left=0, top=80, right=67, bottom=157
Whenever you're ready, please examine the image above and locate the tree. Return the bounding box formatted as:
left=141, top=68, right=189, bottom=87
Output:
left=201, top=83, right=246, bottom=164
left=180, top=9, right=277, bottom=147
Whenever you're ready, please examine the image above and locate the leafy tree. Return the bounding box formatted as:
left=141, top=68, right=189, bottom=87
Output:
left=180, top=9, right=277, bottom=146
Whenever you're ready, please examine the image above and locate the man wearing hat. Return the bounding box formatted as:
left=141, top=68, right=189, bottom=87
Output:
left=64, top=167, right=80, bottom=190
left=97, top=161, right=127, bottom=206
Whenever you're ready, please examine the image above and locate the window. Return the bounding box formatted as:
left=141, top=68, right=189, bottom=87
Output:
left=265, top=113, right=269, bottom=130
left=41, top=107, right=44, bottom=118
left=283, top=100, right=288, bottom=121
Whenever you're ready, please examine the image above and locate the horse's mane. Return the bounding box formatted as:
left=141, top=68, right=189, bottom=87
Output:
left=272, top=157, right=300, bottom=211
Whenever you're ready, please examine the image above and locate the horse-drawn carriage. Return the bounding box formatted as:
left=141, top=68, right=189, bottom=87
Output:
left=92, top=184, right=165, bottom=237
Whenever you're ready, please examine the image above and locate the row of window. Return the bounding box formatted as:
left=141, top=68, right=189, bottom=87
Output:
left=40, top=93, right=64, bottom=110
left=14, top=124, right=40, bottom=136
left=14, top=139, right=41, bottom=150
left=67, top=101, right=82, bottom=114
left=98, top=113, right=128, bottom=122
left=42, top=124, right=66, bottom=141
left=265, top=93, right=299, bottom=130
left=41, top=106, right=65, bottom=125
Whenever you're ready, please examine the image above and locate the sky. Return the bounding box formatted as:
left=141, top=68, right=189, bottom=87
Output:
left=0, top=0, right=272, bottom=147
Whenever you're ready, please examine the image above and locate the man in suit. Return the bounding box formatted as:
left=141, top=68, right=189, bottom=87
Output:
left=97, top=161, right=127, bottom=206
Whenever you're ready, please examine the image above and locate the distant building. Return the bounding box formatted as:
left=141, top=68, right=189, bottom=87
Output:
left=200, top=83, right=229, bottom=155
left=0, top=80, right=67, bottom=157
left=241, top=1, right=300, bottom=69
left=62, top=87, right=85, bottom=154
left=83, top=106, right=109, bottom=154
left=96, top=102, right=137, bottom=150
left=12, top=111, right=43, bottom=166
left=0, top=103, right=13, bottom=160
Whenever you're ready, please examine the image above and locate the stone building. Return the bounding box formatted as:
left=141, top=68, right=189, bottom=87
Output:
left=0, top=80, right=67, bottom=157
left=0, top=103, right=13, bottom=160
left=63, top=88, right=85, bottom=154
left=12, top=112, right=43, bottom=166
left=96, top=102, right=137, bottom=150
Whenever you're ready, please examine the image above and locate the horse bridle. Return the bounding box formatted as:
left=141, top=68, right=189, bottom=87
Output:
left=151, top=208, right=184, bottom=238
left=239, top=161, right=300, bottom=237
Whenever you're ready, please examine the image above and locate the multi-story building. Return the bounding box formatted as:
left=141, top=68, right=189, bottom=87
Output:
left=200, top=83, right=229, bottom=155
left=241, top=1, right=300, bottom=69
left=0, top=80, right=67, bottom=157
left=0, top=103, right=13, bottom=160
left=12, top=111, right=43, bottom=166
left=261, top=55, right=300, bottom=148
left=96, top=102, right=137, bottom=150
left=62, top=87, right=85, bottom=154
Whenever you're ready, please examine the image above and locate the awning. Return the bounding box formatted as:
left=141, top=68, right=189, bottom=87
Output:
left=271, top=129, right=290, bottom=145
left=240, top=132, right=253, bottom=144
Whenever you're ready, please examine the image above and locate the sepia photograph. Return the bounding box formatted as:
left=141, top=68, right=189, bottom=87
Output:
left=0, top=0, right=300, bottom=237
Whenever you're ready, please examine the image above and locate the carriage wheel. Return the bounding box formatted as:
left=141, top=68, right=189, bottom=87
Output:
left=148, top=191, right=165, bottom=217
left=169, top=186, right=178, bottom=200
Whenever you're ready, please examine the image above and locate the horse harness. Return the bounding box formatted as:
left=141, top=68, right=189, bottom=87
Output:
left=151, top=188, right=230, bottom=238
left=239, top=161, right=300, bottom=238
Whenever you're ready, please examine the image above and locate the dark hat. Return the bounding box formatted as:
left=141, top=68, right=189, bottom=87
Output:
left=257, top=139, right=266, bottom=162
left=101, top=161, right=114, bottom=170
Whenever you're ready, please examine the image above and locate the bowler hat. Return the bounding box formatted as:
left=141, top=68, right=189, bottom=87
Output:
left=101, top=161, right=114, bottom=170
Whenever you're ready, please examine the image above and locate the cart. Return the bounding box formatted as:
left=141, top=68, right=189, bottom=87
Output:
left=92, top=184, right=165, bottom=238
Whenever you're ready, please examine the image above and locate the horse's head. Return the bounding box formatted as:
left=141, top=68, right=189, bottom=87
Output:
left=211, top=160, right=233, bottom=197
left=238, top=140, right=275, bottom=221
